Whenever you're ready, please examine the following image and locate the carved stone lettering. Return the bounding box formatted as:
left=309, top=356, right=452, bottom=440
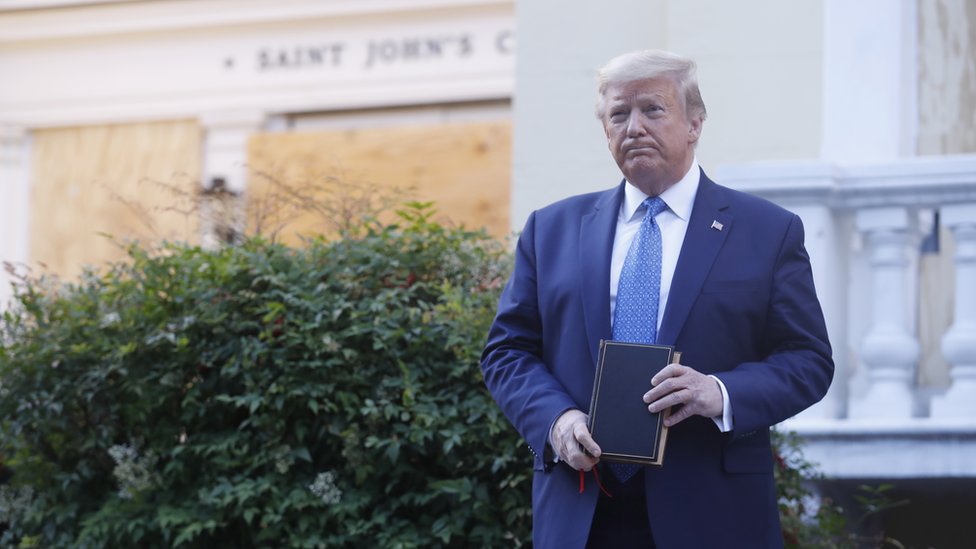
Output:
left=257, top=43, right=345, bottom=71
left=242, top=29, right=513, bottom=74
left=364, top=34, right=474, bottom=69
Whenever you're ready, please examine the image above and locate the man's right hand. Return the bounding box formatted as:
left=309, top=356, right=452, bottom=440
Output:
left=551, top=409, right=601, bottom=471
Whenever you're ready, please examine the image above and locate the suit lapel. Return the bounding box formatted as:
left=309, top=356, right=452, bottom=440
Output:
left=657, top=172, right=732, bottom=346
left=580, top=183, right=624, bottom=365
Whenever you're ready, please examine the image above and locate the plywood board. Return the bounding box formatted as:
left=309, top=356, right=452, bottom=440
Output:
left=247, top=120, right=511, bottom=242
left=30, top=120, right=202, bottom=280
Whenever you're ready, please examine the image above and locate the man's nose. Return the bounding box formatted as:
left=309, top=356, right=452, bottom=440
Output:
left=626, top=112, right=645, bottom=137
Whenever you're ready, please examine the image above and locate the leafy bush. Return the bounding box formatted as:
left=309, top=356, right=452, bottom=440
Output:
left=775, top=429, right=850, bottom=548
left=0, top=195, right=896, bottom=548
left=774, top=430, right=910, bottom=549
left=0, top=204, right=529, bottom=548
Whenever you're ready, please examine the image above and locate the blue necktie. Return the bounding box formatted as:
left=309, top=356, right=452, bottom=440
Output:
left=609, top=196, right=667, bottom=482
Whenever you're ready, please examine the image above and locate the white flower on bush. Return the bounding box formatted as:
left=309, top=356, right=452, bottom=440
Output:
left=108, top=443, right=159, bottom=500
left=99, top=312, right=120, bottom=328
left=308, top=471, right=342, bottom=505
left=0, top=485, right=33, bottom=526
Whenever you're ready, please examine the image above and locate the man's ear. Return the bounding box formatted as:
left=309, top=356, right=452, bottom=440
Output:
left=688, top=116, right=703, bottom=144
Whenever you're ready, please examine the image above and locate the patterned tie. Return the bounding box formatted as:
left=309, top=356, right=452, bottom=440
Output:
left=609, top=196, right=667, bottom=483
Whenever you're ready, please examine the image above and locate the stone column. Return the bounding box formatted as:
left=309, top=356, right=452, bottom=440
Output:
left=821, top=0, right=917, bottom=162
left=850, top=207, right=920, bottom=419
left=199, top=111, right=265, bottom=248
left=0, top=125, right=30, bottom=309
left=931, top=203, right=976, bottom=417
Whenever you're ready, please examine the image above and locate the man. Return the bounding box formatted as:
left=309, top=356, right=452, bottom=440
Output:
left=481, top=49, right=833, bottom=548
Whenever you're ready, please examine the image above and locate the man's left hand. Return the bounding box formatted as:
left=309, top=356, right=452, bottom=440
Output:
left=643, top=363, right=723, bottom=427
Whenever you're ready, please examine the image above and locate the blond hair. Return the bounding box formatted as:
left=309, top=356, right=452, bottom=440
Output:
left=595, top=49, right=707, bottom=122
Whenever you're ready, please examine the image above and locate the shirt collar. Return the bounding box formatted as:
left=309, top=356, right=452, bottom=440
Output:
left=621, top=158, right=700, bottom=222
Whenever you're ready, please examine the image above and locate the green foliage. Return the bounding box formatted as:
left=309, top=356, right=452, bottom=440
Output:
left=0, top=203, right=528, bottom=548
left=774, top=430, right=909, bottom=549
left=775, top=429, right=851, bottom=548
left=0, top=196, right=906, bottom=548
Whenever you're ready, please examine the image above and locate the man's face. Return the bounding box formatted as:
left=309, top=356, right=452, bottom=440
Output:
left=601, top=76, right=702, bottom=196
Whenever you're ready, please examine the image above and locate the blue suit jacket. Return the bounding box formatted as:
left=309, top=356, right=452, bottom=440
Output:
left=481, top=171, right=833, bottom=548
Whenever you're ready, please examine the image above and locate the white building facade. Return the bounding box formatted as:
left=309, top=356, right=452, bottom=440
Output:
left=2, top=0, right=976, bottom=543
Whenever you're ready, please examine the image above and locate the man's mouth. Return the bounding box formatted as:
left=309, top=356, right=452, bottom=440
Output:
left=624, top=145, right=656, bottom=156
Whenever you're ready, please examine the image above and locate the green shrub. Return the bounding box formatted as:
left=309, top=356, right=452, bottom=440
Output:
left=0, top=197, right=891, bottom=548
left=0, top=204, right=529, bottom=548
left=775, top=429, right=850, bottom=548
left=775, top=430, right=910, bottom=549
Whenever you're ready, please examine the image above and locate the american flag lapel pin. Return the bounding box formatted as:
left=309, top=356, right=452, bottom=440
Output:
left=711, top=220, right=724, bottom=231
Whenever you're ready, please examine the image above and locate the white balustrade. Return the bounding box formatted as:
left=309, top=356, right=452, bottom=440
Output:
left=931, top=203, right=976, bottom=418
left=720, top=157, right=976, bottom=478
left=850, top=207, right=920, bottom=419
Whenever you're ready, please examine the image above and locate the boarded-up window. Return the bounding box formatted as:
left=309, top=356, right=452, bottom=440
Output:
left=30, top=120, right=202, bottom=280
left=246, top=120, right=511, bottom=242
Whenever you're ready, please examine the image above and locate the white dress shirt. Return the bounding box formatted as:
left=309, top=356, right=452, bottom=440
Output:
left=610, top=159, right=733, bottom=432
left=550, top=159, right=732, bottom=460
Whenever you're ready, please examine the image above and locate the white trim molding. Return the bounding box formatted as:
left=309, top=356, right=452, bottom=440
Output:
left=783, top=419, right=976, bottom=478
left=0, top=0, right=515, bottom=128
left=0, top=0, right=514, bottom=42
left=0, top=124, right=30, bottom=310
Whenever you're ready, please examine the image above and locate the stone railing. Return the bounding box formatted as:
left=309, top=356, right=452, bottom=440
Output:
left=716, top=155, right=976, bottom=478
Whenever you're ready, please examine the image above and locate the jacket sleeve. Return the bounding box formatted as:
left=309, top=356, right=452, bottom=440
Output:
left=714, top=214, right=834, bottom=440
left=480, top=211, right=578, bottom=468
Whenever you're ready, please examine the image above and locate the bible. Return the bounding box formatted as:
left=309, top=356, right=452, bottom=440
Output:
left=586, top=340, right=677, bottom=467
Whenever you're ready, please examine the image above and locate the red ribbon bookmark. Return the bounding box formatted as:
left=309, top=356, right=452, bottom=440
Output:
left=579, top=467, right=613, bottom=498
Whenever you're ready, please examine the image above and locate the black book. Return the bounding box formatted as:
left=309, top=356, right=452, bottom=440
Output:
left=587, top=340, right=676, bottom=467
